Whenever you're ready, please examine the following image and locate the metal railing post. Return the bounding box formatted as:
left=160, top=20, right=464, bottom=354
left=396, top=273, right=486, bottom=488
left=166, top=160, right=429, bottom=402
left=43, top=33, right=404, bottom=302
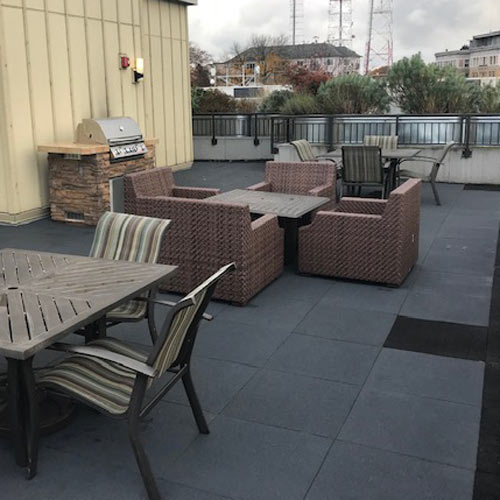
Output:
left=327, top=115, right=334, bottom=151
left=211, top=114, right=218, bottom=146
left=395, top=115, right=400, bottom=138
left=254, top=114, right=260, bottom=146
left=286, top=118, right=291, bottom=143
left=270, top=116, right=276, bottom=154
left=462, top=115, right=472, bottom=158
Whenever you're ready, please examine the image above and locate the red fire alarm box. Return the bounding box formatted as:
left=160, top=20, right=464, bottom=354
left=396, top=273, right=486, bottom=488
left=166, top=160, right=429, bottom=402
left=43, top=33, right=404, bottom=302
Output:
left=120, top=55, right=130, bottom=69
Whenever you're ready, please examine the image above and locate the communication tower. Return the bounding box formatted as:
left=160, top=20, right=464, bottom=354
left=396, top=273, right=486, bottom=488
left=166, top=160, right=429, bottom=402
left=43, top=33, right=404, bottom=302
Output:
left=364, top=0, right=393, bottom=73
left=327, top=0, right=353, bottom=48
left=290, top=0, right=304, bottom=45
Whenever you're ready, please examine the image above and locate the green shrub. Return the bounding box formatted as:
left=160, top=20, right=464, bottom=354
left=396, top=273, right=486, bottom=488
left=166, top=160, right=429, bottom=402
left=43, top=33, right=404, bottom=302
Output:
left=258, top=90, right=294, bottom=112
left=316, top=74, right=390, bottom=114
left=280, top=94, right=319, bottom=115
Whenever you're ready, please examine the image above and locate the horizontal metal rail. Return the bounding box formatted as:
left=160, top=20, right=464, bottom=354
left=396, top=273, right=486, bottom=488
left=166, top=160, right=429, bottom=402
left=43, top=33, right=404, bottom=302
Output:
left=192, top=113, right=500, bottom=156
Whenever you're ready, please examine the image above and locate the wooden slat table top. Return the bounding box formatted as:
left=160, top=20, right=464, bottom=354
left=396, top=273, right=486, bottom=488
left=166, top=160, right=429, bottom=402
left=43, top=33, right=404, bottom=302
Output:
left=206, top=189, right=331, bottom=218
left=0, top=248, right=177, bottom=360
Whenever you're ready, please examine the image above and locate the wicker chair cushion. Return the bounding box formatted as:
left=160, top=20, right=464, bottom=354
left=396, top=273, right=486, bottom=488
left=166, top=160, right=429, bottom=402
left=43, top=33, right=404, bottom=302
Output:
left=342, top=146, right=383, bottom=184
left=291, top=140, right=317, bottom=161
left=364, top=135, right=398, bottom=149
left=90, top=211, right=170, bottom=321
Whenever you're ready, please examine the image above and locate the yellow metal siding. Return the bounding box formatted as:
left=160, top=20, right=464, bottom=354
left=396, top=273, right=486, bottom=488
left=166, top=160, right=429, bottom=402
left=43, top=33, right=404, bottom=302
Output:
left=0, top=0, right=194, bottom=222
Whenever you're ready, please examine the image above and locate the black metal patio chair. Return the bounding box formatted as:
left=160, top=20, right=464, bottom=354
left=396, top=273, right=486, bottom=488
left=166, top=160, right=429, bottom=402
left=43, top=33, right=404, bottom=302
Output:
left=39, top=262, right=236, bottom=500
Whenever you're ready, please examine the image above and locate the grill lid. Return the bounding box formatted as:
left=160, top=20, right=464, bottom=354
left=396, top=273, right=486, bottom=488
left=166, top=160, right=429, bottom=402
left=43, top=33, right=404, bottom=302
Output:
left=76, top=117, right=143, bottom=145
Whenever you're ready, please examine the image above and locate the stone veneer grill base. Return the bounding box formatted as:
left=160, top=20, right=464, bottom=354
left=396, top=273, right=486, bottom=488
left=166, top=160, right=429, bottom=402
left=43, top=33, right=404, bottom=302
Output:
left=47, top=143, right=156, bottom=226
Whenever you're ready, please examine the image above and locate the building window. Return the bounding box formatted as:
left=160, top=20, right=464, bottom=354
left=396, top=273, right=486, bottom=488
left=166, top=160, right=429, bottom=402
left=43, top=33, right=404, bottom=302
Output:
left=465, top=59, right=469, bottom=68
left=326, top=59, right=332, bottom=65
left=482, top=56, right=487, bottom=65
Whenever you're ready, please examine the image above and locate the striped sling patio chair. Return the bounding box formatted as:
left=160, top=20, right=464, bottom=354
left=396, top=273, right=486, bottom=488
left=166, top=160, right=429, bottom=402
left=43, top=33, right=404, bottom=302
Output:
left=40, top=262, right=236, bottom=500
left=87, top=211, right=171, bottom=342
left=341, top=145, right=387, bottom=199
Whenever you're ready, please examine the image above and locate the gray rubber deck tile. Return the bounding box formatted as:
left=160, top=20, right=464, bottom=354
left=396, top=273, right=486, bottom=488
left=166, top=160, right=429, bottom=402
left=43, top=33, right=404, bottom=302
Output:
left=409, top=269, right=492, bottom=297
left=267, top=333, right=379, bottom=385
left=223, top=368, right=359, bottom=438
left=194, top=319, right=291, bottom=367
left=43, top=403, right=216, bottom=470
left=165, top=415, right=331, bottom=500
left=423, top=237, right=496, bottom=277
left=319, top=280, right=408, bottom=314
left=365, top=348, right=484, bottom=406
left=306, top=441, right=474, bottom=500
left=295, top=302, right=396, bottom=346
left=339, top=389, right=481, bottom=469
left=256, top=269, right=334, bottom=304
left=165, top=356, right=257, bottom=414
left=400, top=288, right=491, bottom=326
left=216, top=296, right=314, bottom=331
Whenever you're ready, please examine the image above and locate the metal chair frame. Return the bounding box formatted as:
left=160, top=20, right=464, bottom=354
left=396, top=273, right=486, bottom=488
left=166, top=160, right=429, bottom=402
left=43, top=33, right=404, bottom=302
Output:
left=42, top=263, right=236, bottom=500
left=397, top=141, right=456, bottom=206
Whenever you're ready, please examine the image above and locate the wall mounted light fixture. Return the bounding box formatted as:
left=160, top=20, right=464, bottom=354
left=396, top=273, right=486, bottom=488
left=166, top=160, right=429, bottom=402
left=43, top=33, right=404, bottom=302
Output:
left=134, top=57, right=144, bottom=83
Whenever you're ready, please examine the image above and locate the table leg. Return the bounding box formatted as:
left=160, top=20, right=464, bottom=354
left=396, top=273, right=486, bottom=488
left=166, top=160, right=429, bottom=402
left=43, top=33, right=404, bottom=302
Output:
left=280, top=216, right=309, bottom=270
left=21, top=357, right=39, bottom=479
left=6, top=357, right=41, bottom=478
left=7, top=359, right=27, bottom=467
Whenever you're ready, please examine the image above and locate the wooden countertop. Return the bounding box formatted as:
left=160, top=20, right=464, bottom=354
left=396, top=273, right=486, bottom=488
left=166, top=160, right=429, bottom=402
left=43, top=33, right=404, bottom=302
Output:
left=38, top=138, right=158, bottom=155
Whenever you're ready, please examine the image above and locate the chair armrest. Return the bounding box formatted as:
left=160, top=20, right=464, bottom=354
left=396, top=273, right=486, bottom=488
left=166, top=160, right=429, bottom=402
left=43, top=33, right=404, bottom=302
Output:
left=136, top=297, right=213, bottom=321
left=336, top=197, right=387, bottom=215
left=247, top=182, right=271, bottom=192
left=49, top=343, right=157, bottom=378
left=172, top=186, right=220, bottom=199
left=308, top=184, right=334, bottom=197
left=399, top=156, right=438, bottom=165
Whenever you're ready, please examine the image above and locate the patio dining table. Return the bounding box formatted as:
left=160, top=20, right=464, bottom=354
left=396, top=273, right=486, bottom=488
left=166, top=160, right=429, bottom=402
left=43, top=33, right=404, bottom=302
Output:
left=0, top=248, right=177, bottom=478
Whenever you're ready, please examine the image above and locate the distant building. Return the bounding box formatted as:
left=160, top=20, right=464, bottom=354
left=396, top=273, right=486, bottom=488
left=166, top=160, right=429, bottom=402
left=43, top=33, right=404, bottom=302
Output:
left=435, top=30, right=500, bottom=82
left=214, top=42, right=361, bottom=87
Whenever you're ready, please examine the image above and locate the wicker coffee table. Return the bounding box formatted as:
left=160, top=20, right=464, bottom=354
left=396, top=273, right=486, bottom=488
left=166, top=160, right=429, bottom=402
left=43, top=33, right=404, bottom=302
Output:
left=207, top=189, right=331, bottom=267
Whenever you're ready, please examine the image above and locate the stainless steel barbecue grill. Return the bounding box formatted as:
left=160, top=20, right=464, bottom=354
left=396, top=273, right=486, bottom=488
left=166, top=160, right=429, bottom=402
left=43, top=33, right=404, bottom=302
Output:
left=76, top=117, right=147, bottom=162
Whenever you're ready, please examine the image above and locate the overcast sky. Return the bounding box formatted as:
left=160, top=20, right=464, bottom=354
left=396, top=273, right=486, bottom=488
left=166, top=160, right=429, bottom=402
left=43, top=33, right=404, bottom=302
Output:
left=188, top=0, right=500, bottom=64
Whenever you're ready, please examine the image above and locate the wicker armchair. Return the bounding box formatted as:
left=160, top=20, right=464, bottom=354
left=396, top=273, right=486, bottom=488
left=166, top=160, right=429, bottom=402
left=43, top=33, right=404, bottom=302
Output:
left=247, top=161, right=337, bottom=200
left=124, top=166, right=220, bottom=214
left=135, top=196, right=284, bottom=305
left=298, top=179, right=421, bottom=286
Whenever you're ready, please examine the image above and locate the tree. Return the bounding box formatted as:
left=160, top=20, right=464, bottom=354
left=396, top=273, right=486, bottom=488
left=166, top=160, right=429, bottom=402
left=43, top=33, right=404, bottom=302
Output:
left=316, top=74, right=390, bottom=114
left=193, top=89, right=238, bottom=113
left=189, top=43, right=212, bottom=87
left=284, top=64, right=330, bottom=95
left=386, top=53, right=479, bottom=113
left=258, top=90, right=294, bottom=112
left=280, top=94, right=319, bottom=115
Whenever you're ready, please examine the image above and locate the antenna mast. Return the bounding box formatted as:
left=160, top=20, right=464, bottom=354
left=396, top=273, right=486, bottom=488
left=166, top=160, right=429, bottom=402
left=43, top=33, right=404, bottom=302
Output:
left=290, top=0, right=304, bottom=45
left=328, top=0, right=353, bottom=48
left=364, top=0, right=393, bottom=74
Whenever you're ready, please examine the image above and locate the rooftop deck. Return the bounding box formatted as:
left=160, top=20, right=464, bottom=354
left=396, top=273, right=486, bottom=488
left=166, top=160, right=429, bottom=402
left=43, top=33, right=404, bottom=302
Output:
left=0, top=161, right=498, bottom=499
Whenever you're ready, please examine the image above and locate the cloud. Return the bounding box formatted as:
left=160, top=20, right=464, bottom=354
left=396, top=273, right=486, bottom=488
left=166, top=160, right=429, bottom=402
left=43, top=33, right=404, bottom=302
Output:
left=188, top=0, right=500, bottom=63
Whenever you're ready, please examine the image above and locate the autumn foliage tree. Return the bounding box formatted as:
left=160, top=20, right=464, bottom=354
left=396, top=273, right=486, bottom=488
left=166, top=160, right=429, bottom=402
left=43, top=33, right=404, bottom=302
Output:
left=284, top=64, right=330, bottom=95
